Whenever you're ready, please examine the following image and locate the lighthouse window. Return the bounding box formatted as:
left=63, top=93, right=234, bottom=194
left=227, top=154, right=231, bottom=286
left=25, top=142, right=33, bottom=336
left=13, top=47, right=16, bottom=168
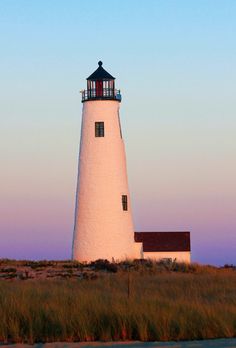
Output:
left=95, top=122, right=104, bottom=137
left=122, top=195, right=128, bottom=211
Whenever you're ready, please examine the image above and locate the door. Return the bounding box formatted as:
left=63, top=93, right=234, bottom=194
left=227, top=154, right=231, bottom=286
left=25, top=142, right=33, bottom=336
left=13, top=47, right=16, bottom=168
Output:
left=96, top=80, right=103, bottom=97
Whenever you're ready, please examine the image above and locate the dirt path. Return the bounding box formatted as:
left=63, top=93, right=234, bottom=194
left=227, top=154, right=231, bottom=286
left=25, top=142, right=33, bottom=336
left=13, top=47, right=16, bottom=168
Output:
left=1, top=338, right=236, bottom=348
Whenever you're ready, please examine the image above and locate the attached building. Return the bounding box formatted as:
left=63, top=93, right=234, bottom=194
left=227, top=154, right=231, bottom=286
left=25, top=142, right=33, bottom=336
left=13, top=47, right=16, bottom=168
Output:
left=134, top=232, right=191, bottom=263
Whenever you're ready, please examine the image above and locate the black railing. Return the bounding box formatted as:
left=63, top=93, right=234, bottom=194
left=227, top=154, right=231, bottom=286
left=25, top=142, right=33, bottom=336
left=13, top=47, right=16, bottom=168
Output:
left=81, top=88, right=122, bottom=102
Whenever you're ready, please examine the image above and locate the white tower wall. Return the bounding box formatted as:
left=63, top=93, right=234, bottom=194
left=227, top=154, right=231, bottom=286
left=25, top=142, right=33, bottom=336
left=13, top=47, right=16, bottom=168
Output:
left=72, top=100, right=138, bottom=261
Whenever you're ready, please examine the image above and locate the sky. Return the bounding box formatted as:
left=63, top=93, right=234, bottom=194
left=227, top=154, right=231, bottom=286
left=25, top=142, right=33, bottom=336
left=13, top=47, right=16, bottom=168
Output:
left=0, top=0, right=235, bottom=265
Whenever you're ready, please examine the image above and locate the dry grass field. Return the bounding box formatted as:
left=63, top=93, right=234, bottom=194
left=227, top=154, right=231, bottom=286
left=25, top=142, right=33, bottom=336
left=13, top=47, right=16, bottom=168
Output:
left=0, top=259, right=236, bottom=343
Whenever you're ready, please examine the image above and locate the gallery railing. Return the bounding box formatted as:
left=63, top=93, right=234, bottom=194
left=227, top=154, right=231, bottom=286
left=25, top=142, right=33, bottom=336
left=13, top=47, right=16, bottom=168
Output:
left=81, top=88, right=122, bottom=102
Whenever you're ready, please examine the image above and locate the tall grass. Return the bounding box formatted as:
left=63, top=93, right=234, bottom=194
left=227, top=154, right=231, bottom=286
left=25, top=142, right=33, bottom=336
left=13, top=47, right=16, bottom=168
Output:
left=0, top=265, right=236, bottom=343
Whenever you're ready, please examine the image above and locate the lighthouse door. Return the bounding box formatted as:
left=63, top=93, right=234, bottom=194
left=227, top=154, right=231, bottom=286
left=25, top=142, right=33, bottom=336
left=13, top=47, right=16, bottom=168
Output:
left=96, top=80, right=103, bottom=97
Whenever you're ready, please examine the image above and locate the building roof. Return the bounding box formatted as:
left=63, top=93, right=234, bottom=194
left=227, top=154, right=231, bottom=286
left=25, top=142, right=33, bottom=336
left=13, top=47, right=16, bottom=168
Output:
left=134, top=232, right=191, bottom=252
left=87, top=61, right=115, bottom=80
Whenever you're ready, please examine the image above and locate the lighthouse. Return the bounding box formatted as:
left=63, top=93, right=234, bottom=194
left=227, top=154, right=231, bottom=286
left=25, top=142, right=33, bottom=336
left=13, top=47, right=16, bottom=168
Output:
left=72, top=61, right=138, bottom=261
left=72, top=61, right=191, bottom=263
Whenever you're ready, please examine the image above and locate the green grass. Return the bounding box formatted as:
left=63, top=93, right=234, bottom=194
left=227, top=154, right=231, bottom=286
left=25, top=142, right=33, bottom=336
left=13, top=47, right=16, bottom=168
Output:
left=0, top=261, right=236, bottom=343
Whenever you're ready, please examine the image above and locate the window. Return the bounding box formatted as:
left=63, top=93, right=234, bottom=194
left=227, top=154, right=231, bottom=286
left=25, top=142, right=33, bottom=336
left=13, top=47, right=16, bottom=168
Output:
left=122, top=195, right=128, bottom=211
left=95, top=122, right=104, bottom=137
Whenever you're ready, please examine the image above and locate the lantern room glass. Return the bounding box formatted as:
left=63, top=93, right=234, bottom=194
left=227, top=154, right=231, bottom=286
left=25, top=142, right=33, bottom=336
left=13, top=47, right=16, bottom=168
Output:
left=87, top=79, right=114, bottom=99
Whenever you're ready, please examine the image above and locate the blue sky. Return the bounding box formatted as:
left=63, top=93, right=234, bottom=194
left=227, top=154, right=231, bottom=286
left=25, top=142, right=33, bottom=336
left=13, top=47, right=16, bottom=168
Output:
left=0, top=0, right=236, bottom=264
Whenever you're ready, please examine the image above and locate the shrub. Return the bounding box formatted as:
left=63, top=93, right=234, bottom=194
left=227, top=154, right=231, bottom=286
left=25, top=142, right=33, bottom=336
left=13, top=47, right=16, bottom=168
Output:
left=90, top=259, right=118, bottom=273
left=0, top=267, right=17, bottom=273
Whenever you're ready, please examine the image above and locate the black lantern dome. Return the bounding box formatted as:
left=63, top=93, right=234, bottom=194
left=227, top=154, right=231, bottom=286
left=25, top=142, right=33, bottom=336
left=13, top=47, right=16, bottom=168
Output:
left=81, top=61, right=121, bottom=102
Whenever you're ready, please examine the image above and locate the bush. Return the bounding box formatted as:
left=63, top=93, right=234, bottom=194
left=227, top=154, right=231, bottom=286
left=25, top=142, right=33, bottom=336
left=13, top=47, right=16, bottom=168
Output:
left=0, top=267, right=17, bottom=273
left=62, top=261, right=82, bottom=269
left=90, top=259, right=118, bottom=273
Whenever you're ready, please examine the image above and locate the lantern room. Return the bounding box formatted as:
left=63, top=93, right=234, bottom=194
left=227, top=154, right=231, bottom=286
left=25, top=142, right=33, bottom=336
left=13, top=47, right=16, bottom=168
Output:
left=81, top=61, right=121, bottom=102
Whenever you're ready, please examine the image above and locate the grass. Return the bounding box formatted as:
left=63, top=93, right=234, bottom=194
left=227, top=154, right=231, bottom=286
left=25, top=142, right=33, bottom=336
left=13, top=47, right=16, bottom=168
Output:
left=0, top=260, right=236, bottom=343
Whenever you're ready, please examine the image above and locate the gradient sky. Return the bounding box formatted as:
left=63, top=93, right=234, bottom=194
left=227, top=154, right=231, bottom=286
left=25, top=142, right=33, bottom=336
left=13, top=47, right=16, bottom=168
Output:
left=0, top=0, right=235, bottom=265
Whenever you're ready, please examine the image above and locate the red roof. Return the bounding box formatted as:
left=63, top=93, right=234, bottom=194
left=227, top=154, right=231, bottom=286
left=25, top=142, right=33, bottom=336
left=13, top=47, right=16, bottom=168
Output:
left=134, top=232, right=191, bottom=252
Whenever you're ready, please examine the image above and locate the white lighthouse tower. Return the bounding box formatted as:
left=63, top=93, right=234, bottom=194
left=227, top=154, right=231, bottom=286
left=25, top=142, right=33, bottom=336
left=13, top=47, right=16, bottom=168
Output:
left=72, top=61, right=138, bottom=261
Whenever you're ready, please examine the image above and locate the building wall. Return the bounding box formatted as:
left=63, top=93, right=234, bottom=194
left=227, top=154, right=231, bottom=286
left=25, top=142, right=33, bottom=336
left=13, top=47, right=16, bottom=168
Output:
left=72, top=100, right=136, bottom=262
left=133, top=242, right=143, bottom=259
left=143, top=251, right=191, bottom=263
